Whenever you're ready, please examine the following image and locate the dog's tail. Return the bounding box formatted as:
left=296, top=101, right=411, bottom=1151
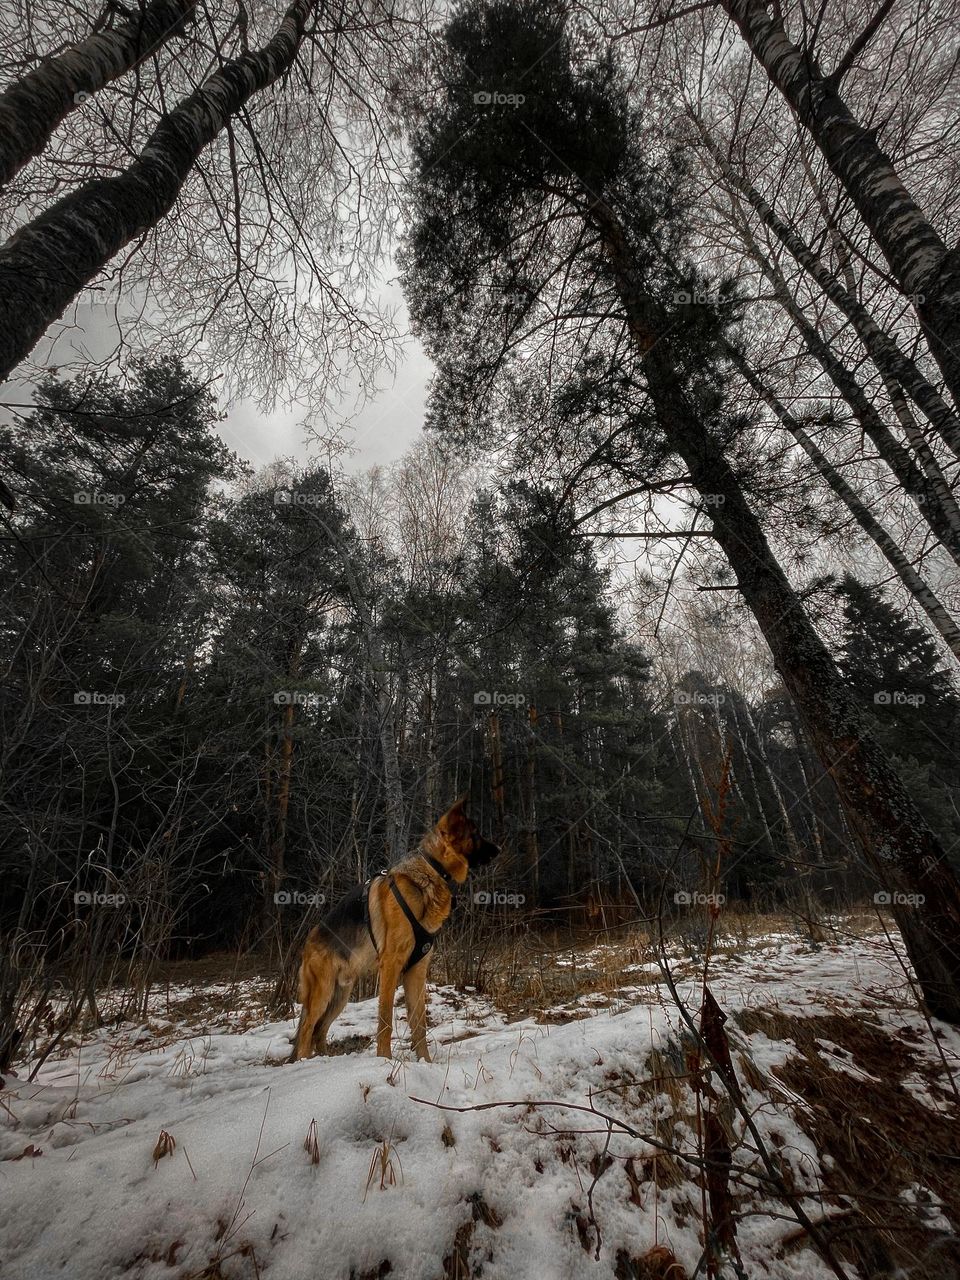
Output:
left=296, top=956, right=307, bottom=1005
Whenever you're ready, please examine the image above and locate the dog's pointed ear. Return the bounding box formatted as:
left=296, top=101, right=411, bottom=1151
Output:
left=440, top=794, right=469, bottom=831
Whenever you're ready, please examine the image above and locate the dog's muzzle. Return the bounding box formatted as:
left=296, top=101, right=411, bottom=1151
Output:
left=471, top=838, right=500, bottom=868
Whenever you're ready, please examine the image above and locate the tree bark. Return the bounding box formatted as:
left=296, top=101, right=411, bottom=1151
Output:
left=731, top=347, right=960, bottom=665
left=0, top=0, right=197, bottom=191
left=590, top=195, right=960, bottom=1023
left=523, top=703, right=541, bottom=901
left=0, top=0, right=316, bottom=385
left=487, top=707, right=506, bottom=838
left=691, top=112, right=960, bottom=457
left=718, top=0, right=960, bottom=406
left=734, top=214, right=960, bottom=565
left=728, top=695, right=779, bottom=864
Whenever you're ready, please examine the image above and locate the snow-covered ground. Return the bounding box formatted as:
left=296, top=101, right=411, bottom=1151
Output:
left=2, top=927, right=957, bottom=1279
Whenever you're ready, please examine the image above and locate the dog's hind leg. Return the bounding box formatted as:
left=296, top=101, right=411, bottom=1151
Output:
left=402, top=958, right=432, bottom=1063
left=312, top=979, right=354, bottom=1055
left=293, top=957, right=336, bottom=1061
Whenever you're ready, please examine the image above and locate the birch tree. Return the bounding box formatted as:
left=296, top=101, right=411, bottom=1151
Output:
left=0, top=0, right=429, bottom=445
left=717, top=0, right=960, bottom=405
left=402, top=0, right=960, bottom=1021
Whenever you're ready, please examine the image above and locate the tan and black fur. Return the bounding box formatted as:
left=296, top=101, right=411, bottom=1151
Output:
left=291, top=798, right=499, bottom=1062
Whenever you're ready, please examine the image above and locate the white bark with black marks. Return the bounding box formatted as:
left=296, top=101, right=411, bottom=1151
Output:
left=0, top=0, right=316, bottom=385
left=731, top=346, right=960, bottom=665
left=720, top=0, right=960, bottom=406
left=0, top=0, right=197, bottom=190
left=736, top=215, right=960, bottom=566
left=692, top=112, right=960, bottom=457
left=589, top=194, right=960, bottom=1024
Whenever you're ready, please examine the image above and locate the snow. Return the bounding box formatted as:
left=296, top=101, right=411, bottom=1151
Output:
left=1, top=926, right=957, bottom=1279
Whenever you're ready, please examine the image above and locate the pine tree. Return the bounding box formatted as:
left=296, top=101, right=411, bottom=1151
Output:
left=402, top=0, right=960, bottom=1019
left=837, top=574, right=960, bottom=851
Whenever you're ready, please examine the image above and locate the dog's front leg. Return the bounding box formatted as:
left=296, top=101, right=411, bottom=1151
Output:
left=376, top=958, right=402, bottom=1058
left=402, top=958, right=432, bottom=1062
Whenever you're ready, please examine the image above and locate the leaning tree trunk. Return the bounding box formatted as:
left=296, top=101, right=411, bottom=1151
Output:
left=731, top=348, right=960, bottom=666
left=0, top=0, right=197, bottom=190
left=718, top=0, right=960, bottom=407
left=691, top=112, right=960, bottom=457
left=589, top=195, right=960, bottom=1023
left=668, top=393, right=960, bottom=1021
left=0, top=0, right=317, bottom=386
left=734, top=215, right=960, bottom=564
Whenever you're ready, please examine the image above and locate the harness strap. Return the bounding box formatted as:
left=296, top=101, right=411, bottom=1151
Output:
left=363, top=873, right=439, bottom=973
left=389, top=878, right=438, bottom=972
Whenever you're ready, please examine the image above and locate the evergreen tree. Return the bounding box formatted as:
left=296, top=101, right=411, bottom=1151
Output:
left=0, top=358, right=239, bottom=977
left=836, top=574, right=960, bottom=852
left=401, top=0, right=960, bottom=1019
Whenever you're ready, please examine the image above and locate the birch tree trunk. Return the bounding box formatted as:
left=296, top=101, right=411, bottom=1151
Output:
left=730, top=347, right=960, bottom=665
left=727, top=693, right=779, bottom=863
left=784, top=703, right=828, bottom=869
left=733, top=212, right=960, bottom=564
left=719, top=0, right=960, bottom=406
left=690, top=112, right=960, bottom=457
left=589, top=195, right=960, bottom=1024
left=740, top=696, right=803, bottom=864
left=0, top=0, right=317, bottom=385
left=0, top=0, right=197, bottom=190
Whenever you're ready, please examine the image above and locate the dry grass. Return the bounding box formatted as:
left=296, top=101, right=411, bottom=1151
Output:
left=734, top=1007, right=960, bottom=1279
left=429, top=909, right=959, bottom=1280
left=441, top=1192, right=503, bottom=1279
left=431, top=907, right=884, bottom=1023
left=25, top=910, right=960, bottom=1279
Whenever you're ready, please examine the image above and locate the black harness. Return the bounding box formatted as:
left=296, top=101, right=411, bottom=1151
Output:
left=363, top=854, right=459, bottom=973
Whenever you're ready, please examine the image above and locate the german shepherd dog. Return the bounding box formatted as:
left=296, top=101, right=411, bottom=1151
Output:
left=291, top=798, right=499, bottom=1062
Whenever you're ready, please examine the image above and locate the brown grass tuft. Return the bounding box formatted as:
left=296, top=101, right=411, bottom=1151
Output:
left=736, top=1007, right=960, bottom=1279
left=152, top=1128, right=176, bottom=1165
left=615, top=1244, right=689, bottom=1278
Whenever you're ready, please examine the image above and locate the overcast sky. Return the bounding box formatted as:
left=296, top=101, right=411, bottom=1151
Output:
left=17, top=280, right=434, bottom=480
left=220, top=335, right=433, bottom=477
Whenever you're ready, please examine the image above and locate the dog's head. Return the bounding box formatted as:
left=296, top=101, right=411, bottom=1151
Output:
left=439, top=796, right=500, bottom=870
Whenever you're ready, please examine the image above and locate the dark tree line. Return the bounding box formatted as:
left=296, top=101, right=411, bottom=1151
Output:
left=2, top=0, right=960, bottom=1055
left=400, top=0, right=960, bottom=1020
left=2, top=361, right=958, bottom=1049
